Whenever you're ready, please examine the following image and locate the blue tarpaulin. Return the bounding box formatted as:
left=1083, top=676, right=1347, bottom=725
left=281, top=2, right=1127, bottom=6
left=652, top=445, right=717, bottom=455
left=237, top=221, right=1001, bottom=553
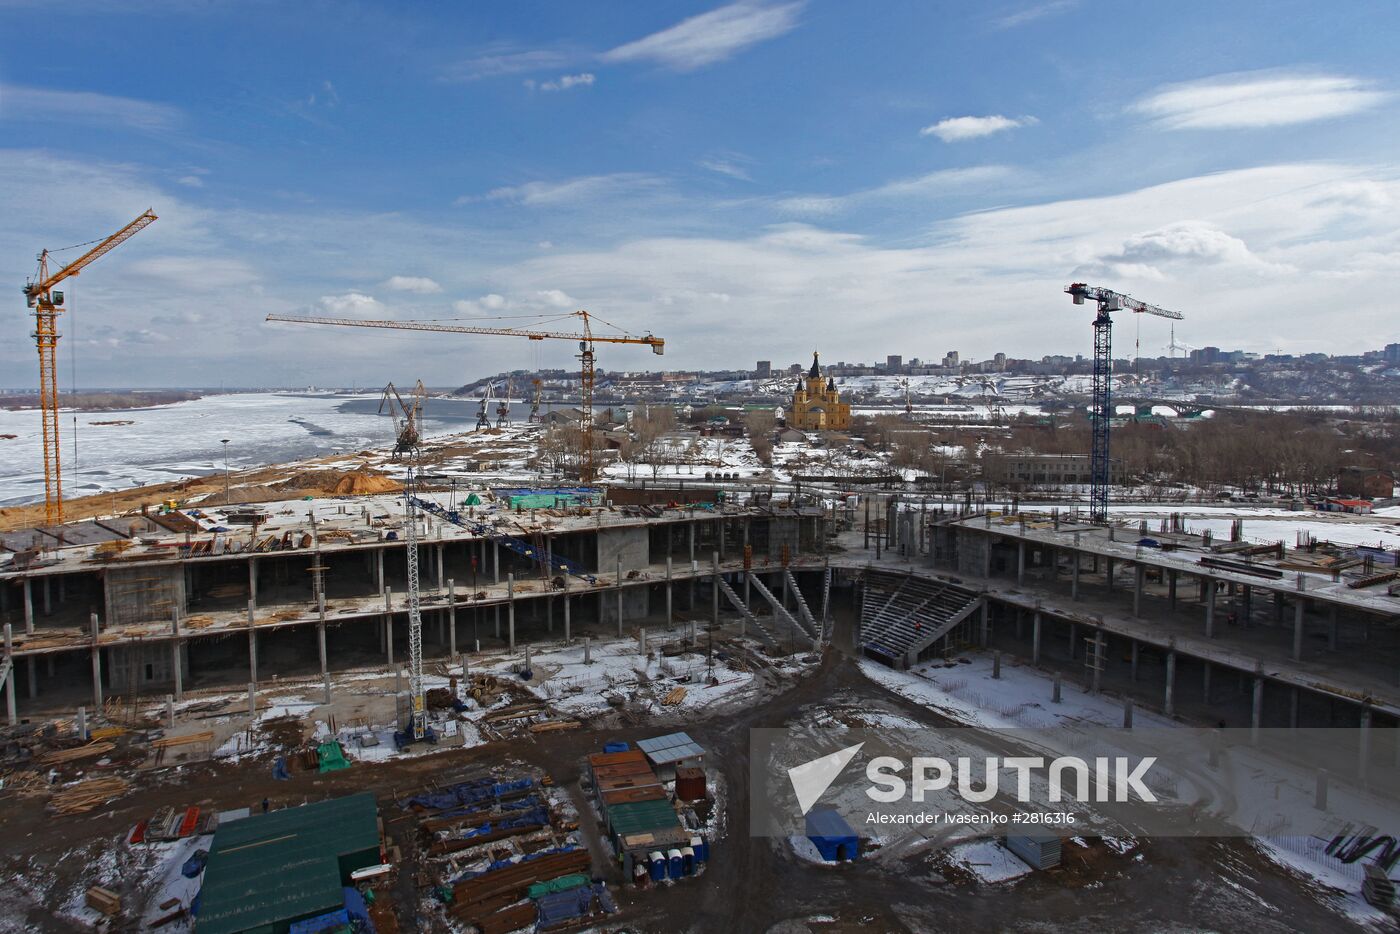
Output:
left=805, top=809, right=859, bottom=862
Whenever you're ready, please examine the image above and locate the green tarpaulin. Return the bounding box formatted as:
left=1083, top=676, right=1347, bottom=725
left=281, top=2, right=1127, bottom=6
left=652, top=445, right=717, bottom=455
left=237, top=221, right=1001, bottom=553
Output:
left=527, top=873, right=589, bottom=899
left=464, top=493, right=481, bottom=505
left=317, top=741, right=350, bottom=773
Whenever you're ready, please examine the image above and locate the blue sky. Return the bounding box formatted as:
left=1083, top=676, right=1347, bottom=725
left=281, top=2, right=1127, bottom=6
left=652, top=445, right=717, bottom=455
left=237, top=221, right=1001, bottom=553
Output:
left=2, top=0, right=1398, bottom=387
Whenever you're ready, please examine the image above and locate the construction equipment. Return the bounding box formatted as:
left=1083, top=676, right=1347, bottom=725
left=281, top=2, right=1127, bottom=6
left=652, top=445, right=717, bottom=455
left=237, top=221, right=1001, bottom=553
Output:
left=395, top=456, right=434, bottom=746
left=476, top=381, right=496, bottom=431
left=378, top=380, right=426, bottom=460
left=496, top=379, right=512, bottom=428
left=528, top=378, right=543, bottom=422
left=1065, top=283, right=1183, bottom=522
left=22, top=209, right=158, bottom=525
left=265, top=310, right=664, bottom=482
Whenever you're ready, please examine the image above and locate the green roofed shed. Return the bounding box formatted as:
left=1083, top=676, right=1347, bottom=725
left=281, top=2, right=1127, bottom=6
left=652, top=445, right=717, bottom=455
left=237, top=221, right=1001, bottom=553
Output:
left=196, top=792, right=380, bottom=934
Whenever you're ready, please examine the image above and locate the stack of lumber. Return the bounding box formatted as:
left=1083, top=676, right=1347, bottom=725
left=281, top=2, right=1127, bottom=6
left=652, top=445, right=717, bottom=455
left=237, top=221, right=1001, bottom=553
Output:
left=661, top=686, right=687, bottom=706
left=1, top=769, right=49, bottom=798
left=150, top=731, right=214, bottom=749
left=50, top=776, right=130, bottom=815
left=527, top=719, right=581, bottom=734
left=40, top=741, right=116, bottom=765
left=483, top=702, right=546, bottom=723
left=85, top=886, right=121, bottom=916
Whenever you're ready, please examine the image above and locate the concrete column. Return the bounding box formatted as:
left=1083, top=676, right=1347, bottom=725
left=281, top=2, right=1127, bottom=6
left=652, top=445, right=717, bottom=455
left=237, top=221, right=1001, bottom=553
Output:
left=89, top=613, right=103, bottom=710
left=448, top=579, right=457, bottom=656
left=508, top=574, right=516, bottom=651
left=1130, top=640, right=1139, bottom=683
left=22, top=579, right=33, bottom=635
left=983, top=531, right=993, bottom=579
left=1123, top=699, right=1134, bottom=729
left=3, top=625, right=14, bottom=725
left=1289, top=686, right=1299, bottom=729
left=564, top=594, right=572, bottom=643
left=493, top=542, right=500, bottom=584
left=495, top=605, right=500, bottom=640
left=1164, top=650, right=1176, bottom=717
left=172, top=636, right=183, bottom=703
left=375, top=549, right=385, bottom=593
left=317, top=619, right=328, bottom=681
left=1133, top=565, right=1144, bottom=618
left=436, top=545, right=444, bottom=591
left=1168, top=570, right=1177, bottom=609
left=248, top=682, right=256, bottom=720
left=1016, top=540, right=1026, bottom=585
left=992, top=650, right=1001, bottom=679
left=583, top=636, right=591, bottom=664
left=1031, top=612, right=1041, bottom=665
left=1292, top=598, right=1305, bottom=660
left=1205, top=581, right=1216, bottom=639
left=76, top=706, right=86, bottom=740
left=979, top=600, right=989, bottom=648
left=712, top=551, right=720, bottom=636
left=1359, top=707, right=1371, bottom=784
left=1090, top=631, right=1104, bottom=695
left=1068, top=623, right=1077, bottom=659
left=1106, top=558, right=1114, bottom=589
left=384, top=588, right=394, bottom=665
left=689, top=523, right=695, bottom=564
left=1251, top=677, right=1265, bottom=745
left=248, top=625, right=258, bottom=686
left=249, top=557, right=259, bottom=611
left=26, top=656, right=36, bottom=699
left=1071, top=557, right=1080, bottom=601
left=42, top=577, right=50, bottom=615
left=666, top=558, right=674, bottom=629
left=1202, top=662, right=1212, bottom=704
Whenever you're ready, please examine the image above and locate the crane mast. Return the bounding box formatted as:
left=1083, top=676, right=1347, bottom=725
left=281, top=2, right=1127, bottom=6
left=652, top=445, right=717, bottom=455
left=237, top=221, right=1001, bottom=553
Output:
left=1064, top=283, right=1183, bottom=523
left=402, top=458, right=427, bottom=742
left=23, top=209, right=157, bottom=525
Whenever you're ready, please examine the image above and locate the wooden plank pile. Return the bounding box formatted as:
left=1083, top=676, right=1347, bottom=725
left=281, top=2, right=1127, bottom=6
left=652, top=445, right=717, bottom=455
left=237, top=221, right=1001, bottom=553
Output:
left=39, top=741, right=116, bottom=765
left=50, top=777, right=130, bottom=815
left=661, top=686, right=687, bottom=706
left=85, top=886, right=120, bottom=917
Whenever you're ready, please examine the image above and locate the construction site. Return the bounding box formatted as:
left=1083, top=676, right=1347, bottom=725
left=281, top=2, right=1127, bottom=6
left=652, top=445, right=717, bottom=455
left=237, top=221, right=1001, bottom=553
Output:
left=2, top=210, right=1399, bottom=934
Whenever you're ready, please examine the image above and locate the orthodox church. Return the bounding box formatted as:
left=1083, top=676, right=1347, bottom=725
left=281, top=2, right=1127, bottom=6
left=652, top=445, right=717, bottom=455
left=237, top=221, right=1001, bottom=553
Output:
left=788, top=352, right=851, bottom=431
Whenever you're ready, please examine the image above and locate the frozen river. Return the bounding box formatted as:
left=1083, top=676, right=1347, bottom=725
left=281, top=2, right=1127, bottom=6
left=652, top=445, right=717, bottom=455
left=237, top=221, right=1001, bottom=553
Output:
left=0, top=392, right=534, bottom=507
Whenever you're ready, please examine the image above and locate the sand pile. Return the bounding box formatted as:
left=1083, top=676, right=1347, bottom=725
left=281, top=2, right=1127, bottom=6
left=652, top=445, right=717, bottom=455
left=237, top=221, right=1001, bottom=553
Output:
left=281, top=468, right=401, bottom=495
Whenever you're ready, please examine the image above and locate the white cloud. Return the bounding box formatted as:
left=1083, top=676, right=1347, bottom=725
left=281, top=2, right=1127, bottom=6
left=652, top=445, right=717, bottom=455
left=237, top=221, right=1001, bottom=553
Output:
left=526, top=73, right=596, bottom=92
left=0, top=84, right=181, bottom=132
left=471, top=172, right=663, bottom=207
left=536, top=289, right=575, bottom=308
left=776, top=166, right=1013, bottom=215
left=382, top=275, right=443, bottom=294
left=920, top=114, right=1036, bottom=142
left=1131, top=70, right=1390, bottom=130
left=127, top=256, right=260, bottom=290
left=176, top=175, right=205, bottom=188
left=1077, top=222, right=1289, bottom=280
left=699, top=157, right=753, bottom=181
left=602, top=1, right=804, bottom=70
left=316, top=292, right=385, bottom=318
left=993, top=0, right=1078, bottom=29
left=441, top=48, right=570, bottom=81
left=468, top=163, right=1400, bottom=366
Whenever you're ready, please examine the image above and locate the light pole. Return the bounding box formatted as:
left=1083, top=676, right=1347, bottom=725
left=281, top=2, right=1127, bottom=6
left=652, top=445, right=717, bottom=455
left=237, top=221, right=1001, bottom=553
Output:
left=220, top=439, right=231, bottom=505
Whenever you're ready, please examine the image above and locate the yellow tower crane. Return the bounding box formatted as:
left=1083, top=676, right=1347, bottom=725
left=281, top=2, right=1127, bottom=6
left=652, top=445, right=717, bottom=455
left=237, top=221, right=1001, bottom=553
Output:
left=265, top=310, right=664, bottom=482
left=22, top=209, right=158, bottom=525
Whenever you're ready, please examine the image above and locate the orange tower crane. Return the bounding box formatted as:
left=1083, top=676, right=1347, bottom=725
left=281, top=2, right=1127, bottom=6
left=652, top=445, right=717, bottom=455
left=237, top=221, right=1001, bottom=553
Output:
left=265, top=310, right=664, bottom=482
left=22, top=209, right=158, bottom=525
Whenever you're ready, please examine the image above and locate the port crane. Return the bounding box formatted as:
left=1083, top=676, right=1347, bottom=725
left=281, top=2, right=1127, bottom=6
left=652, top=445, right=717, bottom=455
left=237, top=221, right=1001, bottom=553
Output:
left=22, top=209, right=158, bottom=524
left=476, top=380, right=497, bottom=431
left=1065, top=283, right=1183, bottom=522
left=378, top=380, right=426, bottom=460
left=266, top=310, right=665, bottom=482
